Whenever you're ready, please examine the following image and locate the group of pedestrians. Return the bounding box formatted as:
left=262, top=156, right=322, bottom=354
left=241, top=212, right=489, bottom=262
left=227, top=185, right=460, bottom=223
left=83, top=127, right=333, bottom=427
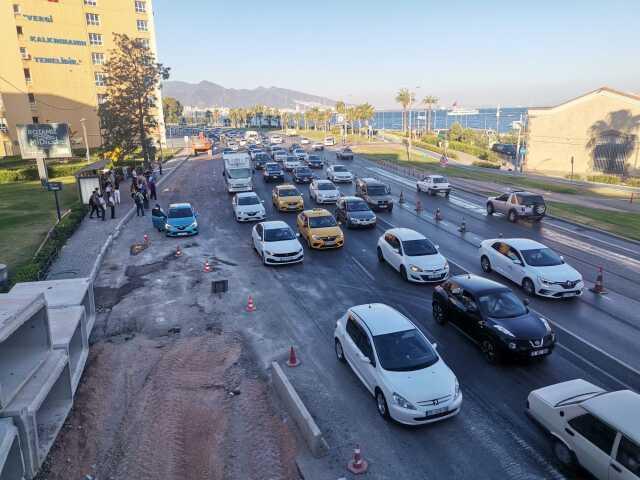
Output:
left=130, top=166, right=158, bottom=217
left=88, top=170, right=121, bottom=220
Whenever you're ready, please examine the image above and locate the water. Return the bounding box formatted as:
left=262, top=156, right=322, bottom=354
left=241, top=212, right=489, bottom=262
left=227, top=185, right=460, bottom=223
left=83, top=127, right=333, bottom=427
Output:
left=372, top=107, right=528, bottom=133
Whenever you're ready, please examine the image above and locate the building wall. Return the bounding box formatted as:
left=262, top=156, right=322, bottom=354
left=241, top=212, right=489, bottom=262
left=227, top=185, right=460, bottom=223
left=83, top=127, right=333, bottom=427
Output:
left=0, top=0, right=165, bottom=156
left=527, top=89, right=640, bottom=175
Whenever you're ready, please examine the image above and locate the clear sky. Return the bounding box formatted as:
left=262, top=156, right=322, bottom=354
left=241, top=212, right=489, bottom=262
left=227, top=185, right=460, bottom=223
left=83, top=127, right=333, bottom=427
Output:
left=153, top=0, right=640, bottom=108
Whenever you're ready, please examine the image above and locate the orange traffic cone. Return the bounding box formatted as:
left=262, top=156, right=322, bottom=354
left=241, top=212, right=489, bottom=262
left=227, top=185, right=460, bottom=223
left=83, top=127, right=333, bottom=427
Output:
left=175, top=245, right=182, bottom=257
left=286, top=346, right=300, bottom=367
left=590, top=267, right=607, bottom=294
left=347, top=445, right=369, bottom=474
left=203, top=260, right=212, bottom=272
left=415, top=199, right=423, bottom=213
left=143, top=234, right=149, bottom=244
left=435, top=208, right=443, bottom=221
left=246, top=296, right=256, bottom=312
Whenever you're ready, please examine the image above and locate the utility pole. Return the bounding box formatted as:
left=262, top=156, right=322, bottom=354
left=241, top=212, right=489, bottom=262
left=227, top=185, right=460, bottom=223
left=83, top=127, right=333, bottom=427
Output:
left=408, top=95, right=413, bottom=160
left=496, top=105, right=501, bottom=135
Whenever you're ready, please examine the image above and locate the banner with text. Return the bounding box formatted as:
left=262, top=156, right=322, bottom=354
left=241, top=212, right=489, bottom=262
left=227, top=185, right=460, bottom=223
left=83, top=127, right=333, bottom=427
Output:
left=17, top=123, right=72, bottom=159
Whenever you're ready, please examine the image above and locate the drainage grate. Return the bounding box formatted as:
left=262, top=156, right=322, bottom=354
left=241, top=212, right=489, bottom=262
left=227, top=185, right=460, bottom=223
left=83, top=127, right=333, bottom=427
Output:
left=211, top=279, right=228, bottom=294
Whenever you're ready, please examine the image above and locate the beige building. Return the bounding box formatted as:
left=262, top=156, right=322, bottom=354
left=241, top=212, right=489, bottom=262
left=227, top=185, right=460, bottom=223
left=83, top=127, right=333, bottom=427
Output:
left=0, top=0, right=165, bottom=157
left=526, top=87, right=640, bottom=176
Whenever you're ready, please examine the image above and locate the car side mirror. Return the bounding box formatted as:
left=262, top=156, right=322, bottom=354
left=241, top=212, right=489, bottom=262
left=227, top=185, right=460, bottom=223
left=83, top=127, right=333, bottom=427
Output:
left=560, top=255, right=565, bottom=263
left=466, top=304, right=478, bottom=313
left=523, top=298, right=530, bottom=306
left=360, top=354, right=371, bottom=364
left=435, top=244, right=440, bottom=250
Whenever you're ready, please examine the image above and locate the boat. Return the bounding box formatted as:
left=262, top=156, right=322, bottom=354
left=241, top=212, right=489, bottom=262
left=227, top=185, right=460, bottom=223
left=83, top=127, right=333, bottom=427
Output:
left=447, top=106, right=479, bottom=116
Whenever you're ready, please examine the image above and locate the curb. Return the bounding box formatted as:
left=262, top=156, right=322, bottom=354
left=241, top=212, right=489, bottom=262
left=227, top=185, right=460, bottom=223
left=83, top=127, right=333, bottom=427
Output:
left=271, top=361, right=328, bottom=458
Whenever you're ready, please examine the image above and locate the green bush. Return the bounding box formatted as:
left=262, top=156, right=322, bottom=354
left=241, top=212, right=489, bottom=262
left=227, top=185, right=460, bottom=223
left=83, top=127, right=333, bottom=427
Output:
left=0, top=163, right=85, bottom=184
left=473, top=161, right=501, bottom=169
left=413, top=141, right=459, bottom=159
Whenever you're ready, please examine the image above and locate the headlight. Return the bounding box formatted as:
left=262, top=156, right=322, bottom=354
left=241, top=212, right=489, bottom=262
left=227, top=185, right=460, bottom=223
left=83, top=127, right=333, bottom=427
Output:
left=444, top=261, right=449, bottom=270
left=190, top=221, right=198, bottom=228
left=538, top=276, right=552, bottom=286
left=165, top=223, right=171, bottom=230
left=454, top=379, right=460, bottom=398
left=311, top=235, right=321, bottom=241
left=409, top=265, right=423, bottom=273
left=264, top=250, right=274, bottom=256
left=494, top=325, right=515, bottom=337
left=392, top=392, right=417, bottom=410
left=539, top=316, right=551, bottom=333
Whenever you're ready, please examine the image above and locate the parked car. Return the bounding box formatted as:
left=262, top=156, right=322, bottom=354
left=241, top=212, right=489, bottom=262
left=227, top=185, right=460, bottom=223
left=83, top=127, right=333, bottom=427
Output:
left=417, top=175, right=451, bottom=196
left=263, top=162, right=284, bottom=182
left=479, top=238, right=584, bottom=298
left=377, top=228, right=448, bottom=282
left=355, top=177, right=393, bottom=211
left=326, top=164, right=353, bottom=183
left=164, top=202, right=199, bottom=237
left=486, top=190, right=547, bottom=222
left=334, top=303, right=462, bottom=425
left=252, top=221, right=304, bottom=265
left=232, top=192, right=266, bottom=222
left=527, top=379, right=640, bottom=479
left=310, top=179, right=340, bottom=204
left=297, top=208, right=344, bottom=249
left=292, top=166, right=314, bottom=183
left=432, top=274, right=556, bottom=363
left=306, top=154, right=324, bottom=169
left=335, top=196, right=377, bottom=228
left=336, top=147, right=354, bottom=160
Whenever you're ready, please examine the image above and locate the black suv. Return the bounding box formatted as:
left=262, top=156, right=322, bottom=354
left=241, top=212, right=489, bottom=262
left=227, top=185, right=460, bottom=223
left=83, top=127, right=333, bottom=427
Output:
left=263, top=162, right=284, bottom=182
left=335, top=196, right=377, bottom=228
left=432, top=274, right=555, bottom=363
left=355, top=177, right=393, bottom=212
left=253, top=153, right=270, bottom=169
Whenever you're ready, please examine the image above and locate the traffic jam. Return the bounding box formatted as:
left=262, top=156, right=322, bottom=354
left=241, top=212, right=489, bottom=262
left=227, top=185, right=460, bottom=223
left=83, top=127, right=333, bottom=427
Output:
left=179, top=129, right=639, bottom=479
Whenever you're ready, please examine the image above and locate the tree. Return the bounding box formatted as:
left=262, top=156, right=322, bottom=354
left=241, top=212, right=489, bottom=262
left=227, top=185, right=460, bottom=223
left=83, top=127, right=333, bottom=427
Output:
left=421, top=95, right=438, bottom=132
left=449, top=122, right=464, bottom=142
left=99, top=34, right=170, bottom=163
left=162, top=96, right=183, bottom=124
left=587, top=110, right=640, bottom=174
left=395, top=89, right=413, bottom=133
left=212, top=109, right=221, bottom=126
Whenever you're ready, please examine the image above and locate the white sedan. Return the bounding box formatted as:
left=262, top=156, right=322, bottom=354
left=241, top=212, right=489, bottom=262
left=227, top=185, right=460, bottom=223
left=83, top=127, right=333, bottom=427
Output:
left=283, top=156, right=301, bottom=171
left=334, top=303, right=461, bottom=425
left=417, top=175, right=451, bottom=196
left=479, top=238, right=584, bottom=298
left=377, top=228, right=449, bottom=282
left=252, top=221, right=304, bottom=265
left=326, top=164, right=354, bottom=183
left=300, top=138, right=310, bottom=145
left=293, top=148, right=309, bottom=162
left=232, top=192, right=266, bottom=222
left=309, top=179, right=340, bottom=204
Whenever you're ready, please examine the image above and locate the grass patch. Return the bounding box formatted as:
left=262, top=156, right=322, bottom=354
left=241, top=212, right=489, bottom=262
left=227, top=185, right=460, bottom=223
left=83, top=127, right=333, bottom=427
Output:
left=547, top=202, right=640, bottom=241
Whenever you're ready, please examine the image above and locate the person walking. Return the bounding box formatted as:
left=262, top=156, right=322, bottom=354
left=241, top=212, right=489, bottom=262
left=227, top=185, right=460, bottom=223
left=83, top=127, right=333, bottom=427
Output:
left=98, top=193, right=107, bottom=221
left=140, top=182, right=149, bottom=209
left=108, top=193, right=116, bottom=219
left=113, top=178, right=121, bottom=205
left=134, top=190, right=145, bottom=216
left=88, top=190, right=99, bottom=219
left=149, top=178, right=157, bottom=200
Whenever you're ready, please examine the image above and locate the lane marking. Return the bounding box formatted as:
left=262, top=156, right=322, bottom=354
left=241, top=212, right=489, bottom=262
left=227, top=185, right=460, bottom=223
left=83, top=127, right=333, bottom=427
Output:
left=557, top=344, right=632, bottom=390
left=544, top=220, right=640, bottom=257
left=351, top=256, right=375, bottom=282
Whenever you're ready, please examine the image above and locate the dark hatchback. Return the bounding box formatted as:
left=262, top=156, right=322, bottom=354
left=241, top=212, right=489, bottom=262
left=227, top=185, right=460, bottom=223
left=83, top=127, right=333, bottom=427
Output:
left=254, top=153, right=270, bottom=169
left=335, top=196, right=377, bottom=228
left=306, top=155, right=324, bottom=169
left=263, top=162, right=284, bottom=182
left=292, top=166, right=314, bottom=183
left=432, top=274, right=555, bottom=363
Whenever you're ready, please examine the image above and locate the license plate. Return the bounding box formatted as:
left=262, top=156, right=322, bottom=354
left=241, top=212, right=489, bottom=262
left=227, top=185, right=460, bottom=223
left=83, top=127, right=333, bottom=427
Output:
left=562, top=292, right=577, bottom=297
left=271, top=175, right=279, bottom=179
left=427, top=407, right=448, bottom=416
left=178, top=232, right=188, bottom=236
left=324, top=241, right=335, bottom=246
left=277, top=256, right=295, bottom=262
left=530, top=348, right=548, bottom=357
left=427, top=274, right=441, bottom=279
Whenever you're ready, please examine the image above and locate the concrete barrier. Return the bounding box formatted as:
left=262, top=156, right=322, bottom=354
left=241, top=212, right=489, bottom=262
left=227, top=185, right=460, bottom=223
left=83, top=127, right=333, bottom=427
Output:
left=271, top=362, right=328, bottom=458
left=0, top=295, right=51, bottom=411
left=0, top=418, right=26, bottom=479
left=48, top=306, right=88, bottom=395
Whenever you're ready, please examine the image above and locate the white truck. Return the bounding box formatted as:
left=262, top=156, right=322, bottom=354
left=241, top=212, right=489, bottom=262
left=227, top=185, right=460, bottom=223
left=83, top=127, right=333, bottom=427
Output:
left=223, top=153, right=253, bottom=193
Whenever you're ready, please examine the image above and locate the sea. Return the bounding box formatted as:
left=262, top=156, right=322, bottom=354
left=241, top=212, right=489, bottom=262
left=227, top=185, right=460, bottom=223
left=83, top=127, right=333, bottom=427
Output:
left=371, top=107, right=528, bottom=134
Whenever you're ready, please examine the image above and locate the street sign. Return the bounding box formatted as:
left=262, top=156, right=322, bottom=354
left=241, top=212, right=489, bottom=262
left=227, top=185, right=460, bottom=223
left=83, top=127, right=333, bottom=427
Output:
left=16, top=123, right=72, bottom=159
left=45, top=181, right=63, bottom=191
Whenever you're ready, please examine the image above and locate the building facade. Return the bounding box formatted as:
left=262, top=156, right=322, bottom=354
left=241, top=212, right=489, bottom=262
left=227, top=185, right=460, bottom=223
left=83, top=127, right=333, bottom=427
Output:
left=526, top=87, right=640, bottom=176
left=0, top=0, right=165, bottom=157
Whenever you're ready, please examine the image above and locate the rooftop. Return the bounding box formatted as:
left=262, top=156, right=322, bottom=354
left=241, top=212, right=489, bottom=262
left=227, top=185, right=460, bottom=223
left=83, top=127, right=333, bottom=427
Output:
left=351, top=303, right=415, bottom=336
left=583, top=390, right=640, bottom=442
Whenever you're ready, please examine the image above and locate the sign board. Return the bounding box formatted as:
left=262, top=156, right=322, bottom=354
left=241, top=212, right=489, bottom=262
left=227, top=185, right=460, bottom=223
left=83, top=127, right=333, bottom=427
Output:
left=45, top=181, right=63, bottom=191
left=16, top=123, right=72, bottom=159
left=336, top=115, right=345, bottom=123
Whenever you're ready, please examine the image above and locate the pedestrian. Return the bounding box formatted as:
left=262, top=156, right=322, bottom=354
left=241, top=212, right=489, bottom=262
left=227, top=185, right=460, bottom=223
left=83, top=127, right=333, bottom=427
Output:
left=132, top=167, right=138, bottom=182
left=98, top=194, right=107, bottom=221
left=105, top=181, right=112, bottom=197
left=134, top=190, right=145, bottom=216
left=114, top=178, right=121, bottom=204
left=88, top=190, right=99, bottom=219
left=158, top=161, right=163, bottom=175
left=140, top=182, right=149, bottom=209
left=108, top=193, right=116, bottom=219
left=149, top=178, right=157, bottom=200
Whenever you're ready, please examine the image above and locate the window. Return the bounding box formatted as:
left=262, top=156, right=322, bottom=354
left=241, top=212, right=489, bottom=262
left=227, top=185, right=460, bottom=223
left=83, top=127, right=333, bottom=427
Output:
left=97, top=93, right=107, bottom=104
left=617, top=437, right=640, bottom=475
left=19, top=47, right=29, bottom=59
left=94, top=72, right=105, bottom=87
left=32, top=117, right=39, bottom=124
left=13, top=4, right=20, bottom=13
left=136, top=37, right=149, bottom=48
left=89, top=33, right=102, bottom=45
left=91, top=52, right=104, bottom=65
left=135, top=1, right=146, bottom=13
left=568, top=414, right=617, bottom=455
left=84, top=0, right=97, bottom=4
left=16, top=26, right=23, bottom=35
left=23, top=68, right=31, bottom=83
left=86, top=13, right=100, bottom=26
left=27, top=93, right=35, bottom=104
left=136, top=19, right=148, bottom=31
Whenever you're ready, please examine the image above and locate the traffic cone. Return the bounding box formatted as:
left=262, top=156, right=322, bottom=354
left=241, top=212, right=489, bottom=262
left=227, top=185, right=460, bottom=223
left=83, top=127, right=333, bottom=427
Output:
left=415, top=199, right=423, bottom=213
left=246, top=295, right=256, bottom=312
left=435, top=208, right=443, bottom=222
left=458, top=219, right=466, bottom=233
left=286, top=346, right=300, bottom=367
left=347, top=445, right=368, bottom=475
left=203, top=260, right=212, bottom=272
left=143, top=234, right=149, bottom=244
left=175, top=245, right=182, bottom=257
left=399, top=191, right=405, bottom=204
left=590, top=267, right=607, bottom=294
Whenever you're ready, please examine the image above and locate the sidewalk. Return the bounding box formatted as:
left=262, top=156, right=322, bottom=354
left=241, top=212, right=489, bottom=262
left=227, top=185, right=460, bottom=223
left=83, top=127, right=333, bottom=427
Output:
left=47, top=152, right=189, bottom=280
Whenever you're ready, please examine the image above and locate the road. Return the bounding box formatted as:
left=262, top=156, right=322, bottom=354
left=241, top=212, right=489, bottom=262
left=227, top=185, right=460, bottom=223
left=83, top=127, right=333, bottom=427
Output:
left=139, top=140, right=637, bottom=479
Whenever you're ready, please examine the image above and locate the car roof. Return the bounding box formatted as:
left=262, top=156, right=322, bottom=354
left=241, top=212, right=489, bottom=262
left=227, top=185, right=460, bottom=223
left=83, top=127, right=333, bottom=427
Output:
left=582, top=390, right=640, bottom=442
left=350, top=303, right=415, bottom=336
left=261, top=220, right=290, bottom=230
left=315, top=179, right=334, bottom=185
left=304, top=208, right=331, bottom=217
left=341, top=195, right=363, bottom=202
left=168, top=202, right=192, bottom=209
left=492, top=238, right=547, bottom=250
left=387, top=227, right=425, bottom=241
left=276, top=184, right=297, bottom=190
left=451, top=274, right=510, bottom=294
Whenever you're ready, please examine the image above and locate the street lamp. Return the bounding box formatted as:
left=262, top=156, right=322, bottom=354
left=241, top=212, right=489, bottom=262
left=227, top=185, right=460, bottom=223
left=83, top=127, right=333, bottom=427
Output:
left=80, top=118, right=90, bottom=164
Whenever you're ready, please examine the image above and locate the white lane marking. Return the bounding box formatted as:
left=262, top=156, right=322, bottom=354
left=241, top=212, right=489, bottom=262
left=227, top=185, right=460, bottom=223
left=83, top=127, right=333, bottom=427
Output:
left=545, top=220, right=640, bottom=257
left=351, top=255, right=375, bottom=282
left=557, top=344, right=632, bottom=390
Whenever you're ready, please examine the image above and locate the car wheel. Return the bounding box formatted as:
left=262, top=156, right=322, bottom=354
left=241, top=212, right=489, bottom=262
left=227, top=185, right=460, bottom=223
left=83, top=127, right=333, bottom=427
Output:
left=388, top=205, right=393, bottom=213
left=553, top=440, right=577, bottom=470
left=433, top=301, right=447, bottom=325
left=445, top=190, right=450, bottom=198
left=481, top=339, right=500, bottom=364
left=523, top=278, right=536, bottom=297
left=375, top=389, right=390, bottom=420
left=486, top=202, right=494, bottom=215
left=416, top=183, right=421, bottom=192
left=428, top=189, right=434, bottom=196
left=508, top=209, right=518, bottom=223
left=400, top=265, right=409, bottom=282
left=377, top=247, right=384, bottom=263
left=481, top=255, right=492, bottom=273
left=334, top=339, right=346, bottom=363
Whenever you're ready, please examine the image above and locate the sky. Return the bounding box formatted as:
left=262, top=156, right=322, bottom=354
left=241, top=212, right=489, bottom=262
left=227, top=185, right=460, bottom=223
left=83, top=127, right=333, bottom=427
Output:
left=153, top=0, right=640, bottom=108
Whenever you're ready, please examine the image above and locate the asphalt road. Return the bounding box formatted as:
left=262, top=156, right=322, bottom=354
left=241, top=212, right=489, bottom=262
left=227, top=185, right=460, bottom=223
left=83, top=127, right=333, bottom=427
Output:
left=145, top=141, right=639, bottom=479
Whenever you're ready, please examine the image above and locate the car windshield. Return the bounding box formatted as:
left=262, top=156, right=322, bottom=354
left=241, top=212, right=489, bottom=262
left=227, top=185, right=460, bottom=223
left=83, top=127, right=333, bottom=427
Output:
left=343, top=148, right=352, bottom=152
left=286, top=156, right=298, bottom=162
left=265, top=164, right=280, bottom=172
left=309, top=215, right=337, bottom=228
left=478, top=291, right=528, bottom=318
left=334, top=166, right=348, bottom=172
left=264, top=227, right=296, bottom=242
left=367, top=185, right=387, bottom=196
left=402, top=239, right=437, bottom=256
left=309, top=156, right=321, bottom=161
left=432, top=176, right=448, bottom=183
left=346, top=200, right=370, bottom=212
left=295, top=167, right=311, bottom=175
left=317, top=183, right=335, bottom=191
left=255, top=154, right=268, bottom=161
left=279, top=188, right=300, bottom=197
left=227, top=168, right=251, bottom=179
left=238, top=196, right=260, bottom=206
left=373, top=329, right=438, bottom=372
left=521, top=248, right=563, bottom=267
left=168, top=207, right=193, bottom=218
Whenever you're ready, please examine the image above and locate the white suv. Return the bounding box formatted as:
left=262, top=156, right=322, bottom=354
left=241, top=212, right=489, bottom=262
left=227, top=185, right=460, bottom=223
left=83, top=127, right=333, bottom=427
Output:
left=232, top=192, right=266, bottom=222
left=479, top=238, right=584, bottom=298
left=334, top=303, right=461, bottom=425
left=527, top=379, right=640, bottom=479
left=417, top=175, right=451, bottom=196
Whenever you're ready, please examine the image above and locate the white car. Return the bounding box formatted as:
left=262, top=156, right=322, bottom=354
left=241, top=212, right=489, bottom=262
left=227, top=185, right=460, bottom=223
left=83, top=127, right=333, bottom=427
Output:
left=249, top=149, right=265, bottom=160
left=527, top=379, right=640, bottom=479
left=324, top=136, right=335, bottom=146
left=252, top=220, right=304, bottom=265
left=334, top=303, right=461, bottom=425
left=311, top=142, right=324, bottom=151
left=232, top=192, right=266, bottom=222
left=479, top=238, right=584, bottom=298
left=377, top=228, right=449, bottom=283
left=228, top=141, right=239, bottom=151
left=270, top=135, right=283, bottom=144
left=300, top=138, right=310, bottom=145
left=293, top=148, right=309, bottom=162
left=310, top=179, right=340, bottom=204
left=326, top=164, right=353, bottom=183
left=274, top=150, right=288, bottom=163
left=417, top=175, right=451, bottom=196
left=283, top=156, right=301, bottom=171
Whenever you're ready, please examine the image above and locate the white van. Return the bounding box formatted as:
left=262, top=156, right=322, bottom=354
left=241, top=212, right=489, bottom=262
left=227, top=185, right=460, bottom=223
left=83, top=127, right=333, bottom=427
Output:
left=324, top=136, right=335, bottom=146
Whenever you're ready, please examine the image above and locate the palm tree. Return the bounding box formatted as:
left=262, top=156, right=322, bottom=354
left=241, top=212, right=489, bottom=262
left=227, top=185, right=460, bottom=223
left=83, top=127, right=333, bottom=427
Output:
left=395, top=89, right=412, bottom=133
left=358, top=103, right=375, bottom=138
left=422, top=95, right=438, bottom=133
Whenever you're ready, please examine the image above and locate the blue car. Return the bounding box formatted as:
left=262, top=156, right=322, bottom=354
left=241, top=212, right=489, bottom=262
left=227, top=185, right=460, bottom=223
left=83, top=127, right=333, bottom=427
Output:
left=164, top=202, right=199, bottom=237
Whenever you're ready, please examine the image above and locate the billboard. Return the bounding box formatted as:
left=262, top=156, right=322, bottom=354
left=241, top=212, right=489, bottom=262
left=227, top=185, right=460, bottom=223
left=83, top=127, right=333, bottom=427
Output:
left=16, top=123, right=72, bottom=159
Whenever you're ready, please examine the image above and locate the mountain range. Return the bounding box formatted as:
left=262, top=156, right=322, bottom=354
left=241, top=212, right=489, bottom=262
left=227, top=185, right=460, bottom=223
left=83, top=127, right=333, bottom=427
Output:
left=162, top=81, right=335, bottom=109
